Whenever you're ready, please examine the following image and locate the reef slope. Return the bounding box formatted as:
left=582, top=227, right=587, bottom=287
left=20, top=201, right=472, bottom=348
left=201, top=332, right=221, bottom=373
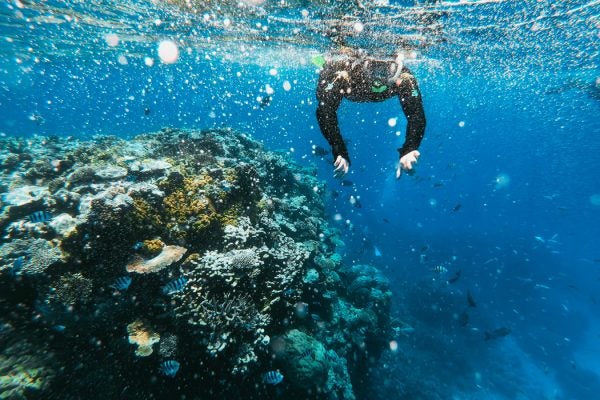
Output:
left=0, top=128, right=391, bottom=399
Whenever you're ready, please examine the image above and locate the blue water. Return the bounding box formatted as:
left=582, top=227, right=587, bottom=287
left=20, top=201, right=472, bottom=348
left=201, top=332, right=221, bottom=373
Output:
left=1, top=0, right=599, bottom=398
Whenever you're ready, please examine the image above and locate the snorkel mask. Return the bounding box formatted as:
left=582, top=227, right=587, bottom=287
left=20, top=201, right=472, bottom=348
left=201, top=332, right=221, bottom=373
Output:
left=368, top=54, right=404, bottom=93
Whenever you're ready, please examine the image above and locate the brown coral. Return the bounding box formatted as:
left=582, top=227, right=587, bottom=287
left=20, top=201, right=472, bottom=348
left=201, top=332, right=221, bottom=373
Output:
left=127, top=320, right=160, bottom=357
left=126, top=245, right=187, bottom=274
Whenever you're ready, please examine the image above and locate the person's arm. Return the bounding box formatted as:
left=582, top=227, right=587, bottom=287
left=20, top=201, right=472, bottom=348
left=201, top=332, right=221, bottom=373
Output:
left=397, top=69, right=426, bottom=158
left=395, top=69, right=426, bottom=178
left=316, top=64, right=350, bottom=165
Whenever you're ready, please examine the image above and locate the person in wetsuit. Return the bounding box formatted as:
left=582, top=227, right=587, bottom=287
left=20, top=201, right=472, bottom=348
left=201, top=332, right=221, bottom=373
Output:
left=315, top=52, right=426, bottom=178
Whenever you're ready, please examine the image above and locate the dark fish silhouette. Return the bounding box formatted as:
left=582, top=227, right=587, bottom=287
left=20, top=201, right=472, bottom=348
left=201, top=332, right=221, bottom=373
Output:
left=485, top=327, right=511, bottom=341
left=144, top=107, right=151, bottom=115
left=383, top=218, right=390, bottom=223
left=340, top=180, right=353, bottom=187
left=312, top=146, right=329, bottom=157
left=447, top=269, right=462, bottom=284
left=467, top=290, right=477, bottom=308
left=27, top=211, right=52, bottom=223
left=162, top=276, right=188, bottom=295
left=259, top=95, right=272, bottom=109
left=160, top=360, right=180, bottom=377
left=452, top=203, right=462, bottom=212
left=458, top=311, right=469, bottom=327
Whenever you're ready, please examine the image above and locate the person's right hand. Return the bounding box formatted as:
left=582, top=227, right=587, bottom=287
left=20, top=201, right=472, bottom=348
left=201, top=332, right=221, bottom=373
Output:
left=334, top=155, right=349, bottom=178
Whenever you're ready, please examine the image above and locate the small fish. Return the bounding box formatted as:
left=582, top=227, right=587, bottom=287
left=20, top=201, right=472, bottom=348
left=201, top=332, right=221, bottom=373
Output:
left=110, top=276, right=132, bottom=291
left=340, top=179, right=353, bottom=187
left=311, top=313, right=322, bottom=322
left=383, top=218, right=390, bottom=223
left=221, top=181, right=233, bottom=192
left=452, top=203, right=462, bottom=212
left=282, top=288, right=297, bottom=297
left=9, top=256, right=25, bottom=277
left=312, top=145, right=329, bottom=157
left=467, top=290, right=477, bottom=308
left=446, top=269, right=462, bottom=284
left=392, top=325, right=415, bottom=335
left=534, top=236, right=545, bottom=243
left=27, top=211, right=52, bottom=223
left=374, top=246, right=382, bottom=257
left=162, top=276, right=188, bottom=295
left=132, top=242, right=144, bottom=250
left=160, top=360, right=180, bottom=377
left=458, top=311, right=469, bottom=327
left=259, top=95, right=272, bottom=109
left=263, top=370, right=284, bottom=385
left=484, top=327, right=511, bottom=341
left=299, top=348, right=314, bottom=359
left=52, top=324, right=66, bottom=332
left=143, top=107, right=151, bottom=116
left=431, top=265, right=448, bottom=274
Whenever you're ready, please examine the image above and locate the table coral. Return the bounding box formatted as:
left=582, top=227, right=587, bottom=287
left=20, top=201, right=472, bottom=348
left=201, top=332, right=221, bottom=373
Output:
left=126, top=245, right=187, bottom=274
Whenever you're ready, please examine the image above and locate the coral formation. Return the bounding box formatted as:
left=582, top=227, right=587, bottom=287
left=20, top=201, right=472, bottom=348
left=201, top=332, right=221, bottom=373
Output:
left=0, top=128, right=392, bottom=399
left=127, top=319, right=160, bottom=357
left=126, top=245, right=187, bottom=274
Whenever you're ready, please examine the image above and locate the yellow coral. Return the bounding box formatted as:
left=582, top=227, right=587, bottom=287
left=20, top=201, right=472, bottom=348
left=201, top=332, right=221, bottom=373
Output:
left=142, top=239, right=164, bottom=255
left=127, top=319, right=160, bottom=357
left=162, top=176, right=219, bottom=238
left=131, top=197, right=163, bottom=228
left=219, top=203, right=242, bottom=227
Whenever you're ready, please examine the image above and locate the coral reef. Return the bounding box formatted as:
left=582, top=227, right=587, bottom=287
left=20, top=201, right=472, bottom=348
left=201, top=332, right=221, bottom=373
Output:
left=0, top=128, right=392, bottom=399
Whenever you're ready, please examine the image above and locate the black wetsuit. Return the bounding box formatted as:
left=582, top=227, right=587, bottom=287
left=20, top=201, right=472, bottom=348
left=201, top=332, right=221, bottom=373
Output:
left=316, top=56, right=426, bottom=164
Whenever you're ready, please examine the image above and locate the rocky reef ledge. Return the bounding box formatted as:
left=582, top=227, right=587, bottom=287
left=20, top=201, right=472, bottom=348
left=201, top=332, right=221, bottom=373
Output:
left=0, top=128, right=391, bottom=399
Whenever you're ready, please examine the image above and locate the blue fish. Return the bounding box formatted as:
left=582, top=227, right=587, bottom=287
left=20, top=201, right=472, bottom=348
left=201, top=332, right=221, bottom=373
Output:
left=263, top=370, right=284, bottom=385
left=311, top=313, right=322, bottom=322
left=160, top=360, right=180, bottom=377
left=162, top=276, right=187, bottom=295
left=27, top=211, right=52, bottom=223
left=110, top=276, right=132, bottom=291
left=282, top=288, right=297, bottom=297
left=9, top=256, right=25, bottom=277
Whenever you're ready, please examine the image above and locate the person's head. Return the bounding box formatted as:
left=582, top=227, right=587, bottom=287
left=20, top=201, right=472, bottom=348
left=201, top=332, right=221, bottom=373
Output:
left=363, top=54, right=404, bottom=92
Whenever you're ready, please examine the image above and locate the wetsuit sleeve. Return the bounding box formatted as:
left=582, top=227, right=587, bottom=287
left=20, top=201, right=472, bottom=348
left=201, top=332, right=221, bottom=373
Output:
left=316, top=63, right=350, bottom=164
left=397, top=70, right=426, bottom=157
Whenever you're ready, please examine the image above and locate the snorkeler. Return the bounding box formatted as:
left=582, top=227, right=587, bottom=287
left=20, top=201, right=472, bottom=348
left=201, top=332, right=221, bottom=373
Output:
left=314, top=50, right=426, bottom=179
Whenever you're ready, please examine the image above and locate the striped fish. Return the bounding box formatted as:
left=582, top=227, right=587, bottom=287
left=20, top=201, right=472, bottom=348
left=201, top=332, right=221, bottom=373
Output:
left=431, top=265, right=448, bottom=274
left=263, top=370, right=284, bottom=385
left=110, top=276, right=132, bottom=291
left=160, top=360, right=180, bottom=377
left=27, top=211, right=52, bottom=223
left=161, top=276, right=187, bottom=295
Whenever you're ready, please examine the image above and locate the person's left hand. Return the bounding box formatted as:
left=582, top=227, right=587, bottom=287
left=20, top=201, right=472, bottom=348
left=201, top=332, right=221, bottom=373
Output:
left=396, top=150, right=420, bottom=179
left=334, top=155, right=350, bottom=178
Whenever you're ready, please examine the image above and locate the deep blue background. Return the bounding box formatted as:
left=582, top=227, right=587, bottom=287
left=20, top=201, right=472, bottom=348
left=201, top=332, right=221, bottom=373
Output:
left=1, top=0, right=599, bottom=396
